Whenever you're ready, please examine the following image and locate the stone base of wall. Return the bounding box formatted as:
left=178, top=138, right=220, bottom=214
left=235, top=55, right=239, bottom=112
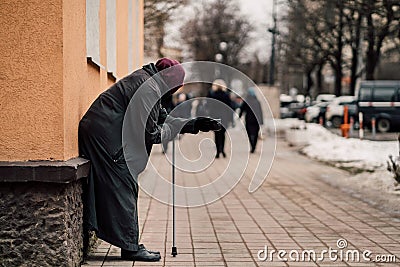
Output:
left=0, top=158, right=90, bottom=267
left=0, top=181, right=83, bottom=266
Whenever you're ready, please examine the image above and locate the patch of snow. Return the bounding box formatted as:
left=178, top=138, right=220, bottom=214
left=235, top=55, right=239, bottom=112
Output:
left=276, top=119, right=400, bottom=215
left=320, top=170, right=400, bottom=216
left=298, top=124, right=398, bottom=171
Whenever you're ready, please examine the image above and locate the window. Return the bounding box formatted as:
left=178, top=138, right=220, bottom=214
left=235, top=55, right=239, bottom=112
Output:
left=86, top=0, right=100, bottom=65
left=106, top=0, right=116, bottom=74
left=359, top=88, right=372, bottom=102
left=373, top=88, right=396, bottom=102
left=86, top=0, right=117, bottom=76
left=397, top=88, right=400, bottom=102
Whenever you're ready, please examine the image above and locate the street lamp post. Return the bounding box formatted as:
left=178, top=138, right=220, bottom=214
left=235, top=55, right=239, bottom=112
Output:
left=215, top=41, right=228, bottom=80
left=268, top=0, right=278, bottom=86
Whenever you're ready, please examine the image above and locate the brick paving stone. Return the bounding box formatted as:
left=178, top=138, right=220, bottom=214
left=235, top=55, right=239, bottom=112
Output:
left=193, top=242, right=220, bottom=249
left=164, top=255, right=194, bottom=262
left=83, top=260, right=104, bottom=266
left=257, top=262, right=288, bottom=267
left=163, top=263, right=195, bottom=267
left=225, top=261, right=258, bottom=266
left=286, top=262, right=319, bottom=266
left=87, top=132, right=400, bottom=266
left=316, top=263, right=352, bottom=267
left=102, top=261, right=133, bottom=267
left=195, top=262, right=225, bottom=266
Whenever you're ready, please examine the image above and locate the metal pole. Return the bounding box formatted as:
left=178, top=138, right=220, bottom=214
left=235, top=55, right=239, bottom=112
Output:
left=349, top=116, right=354, bottom=137
left=171, top=137, right=177, bottom=257
left=371, top=117, right=376, bottom=139
left=398, top=134, right=400, bottom=157
left=359, top=112, right=364, bottom=140
left=268, top=0, right=277, bottom=86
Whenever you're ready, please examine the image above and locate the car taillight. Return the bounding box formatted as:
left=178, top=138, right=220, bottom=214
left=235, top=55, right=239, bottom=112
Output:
left=300, top=108, right=307, bottom=114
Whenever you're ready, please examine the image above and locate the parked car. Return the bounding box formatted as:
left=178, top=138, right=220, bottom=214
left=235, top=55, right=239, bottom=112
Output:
left=288, top=102, right=307, bottom=119
left=280, top=105, right=294, bottom=119
left=357, top=80, right=400, bottom=132
left=279, top=94, right=310, bottom=120
left=305, top=102, right=330, bottom=123
left=325, top=96, right=358, bottom=128
left=279, top=94, right=305, bottom=119
left=315, top=94, right=336, bottom=103
left=280, top=94, right=296, bottom=119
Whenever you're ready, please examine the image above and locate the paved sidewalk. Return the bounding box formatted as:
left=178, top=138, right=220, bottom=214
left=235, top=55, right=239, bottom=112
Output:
left=84, top=131, right=400, bottom=267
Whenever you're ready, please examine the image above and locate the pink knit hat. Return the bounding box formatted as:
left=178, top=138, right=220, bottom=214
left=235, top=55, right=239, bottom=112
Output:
left=155, top=58, right=185, bottom=92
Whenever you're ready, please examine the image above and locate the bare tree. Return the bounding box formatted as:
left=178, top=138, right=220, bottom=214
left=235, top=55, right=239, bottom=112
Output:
left=306, top=0, right=346, bottom=96
left=180, top=0, right=252, bottom=68
left=144, top=0, right=187, bottom=58
left=282, top=0, right=330, bottom=96
left=283, top=0, right=400, bottom=98
left=343, top=0, right=364, bottom=95
left=362, top=0, right=400, bottom=80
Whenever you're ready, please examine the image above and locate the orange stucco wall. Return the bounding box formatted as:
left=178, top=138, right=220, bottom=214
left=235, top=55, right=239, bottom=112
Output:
left=117, top=0, right=129, bottom=77
left=0, top=0, right=64, bottom=161
left=63, top=0, right=88, bottom=160
left=136, top=0, right=145, bottom=69
left=0, top=0, right=144, bottom=161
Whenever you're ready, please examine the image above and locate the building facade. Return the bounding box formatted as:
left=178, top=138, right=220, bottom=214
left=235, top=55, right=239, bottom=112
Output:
left=0, top=0, right=144, bottom=265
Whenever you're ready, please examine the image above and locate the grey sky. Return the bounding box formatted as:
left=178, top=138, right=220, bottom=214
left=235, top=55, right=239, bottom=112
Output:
left=164, top=0, right=282, bottom=63
left=238, top=0, right=275, bottom=62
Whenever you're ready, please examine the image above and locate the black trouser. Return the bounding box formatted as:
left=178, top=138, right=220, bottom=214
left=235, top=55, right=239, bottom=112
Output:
left=214, top=128, right=226, bottom=154
left=246, top=124, right=260, bottom=152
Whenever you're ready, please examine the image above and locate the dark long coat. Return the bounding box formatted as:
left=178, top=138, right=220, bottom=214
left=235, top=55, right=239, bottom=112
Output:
left=207, top=89, right=233, bottom=128
left=78, top=63, right=189, bottom=251
left=239, top=95, right=264, bottom=134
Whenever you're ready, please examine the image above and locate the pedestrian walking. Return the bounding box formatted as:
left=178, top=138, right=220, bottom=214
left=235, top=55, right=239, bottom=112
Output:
left=239, top=87, right=264, bottom=153
left=195, top=98, right=209, bottom=117
left=174, top=93, right=192, bottom=119
left=207, top=79, right=233, bottom=158
left=78, top=58, right=220, bottom=261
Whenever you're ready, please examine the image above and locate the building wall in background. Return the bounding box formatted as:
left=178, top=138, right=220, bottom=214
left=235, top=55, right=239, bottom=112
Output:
left=258, top=85, right=280, bottom=119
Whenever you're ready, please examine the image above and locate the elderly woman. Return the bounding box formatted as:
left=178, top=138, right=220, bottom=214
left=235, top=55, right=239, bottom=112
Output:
left=79, top=58, right=220, bottom=261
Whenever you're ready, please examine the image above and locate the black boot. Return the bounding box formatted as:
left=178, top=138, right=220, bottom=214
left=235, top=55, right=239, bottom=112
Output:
left=139, top=244, right=160, bottom=255
left=121, top=247, right=161, bottom=261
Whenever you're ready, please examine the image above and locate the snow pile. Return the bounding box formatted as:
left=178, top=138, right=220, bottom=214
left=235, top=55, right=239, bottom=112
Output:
left=320, top=169, right=400, bottom=215
left=265, top=118, right=305, bottom=137
left=280, top=121, right=400, bottom=215
left=300, top=124, right=398, bottom=171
